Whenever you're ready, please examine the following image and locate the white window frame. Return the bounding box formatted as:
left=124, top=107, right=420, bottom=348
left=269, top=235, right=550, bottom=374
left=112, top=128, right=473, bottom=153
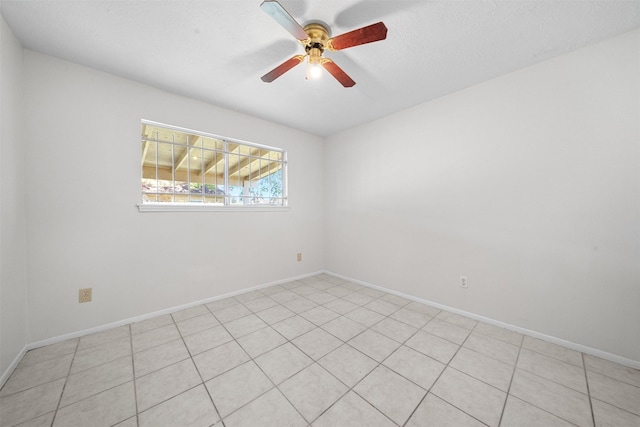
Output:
left=138, top=120, right=289, bottom=212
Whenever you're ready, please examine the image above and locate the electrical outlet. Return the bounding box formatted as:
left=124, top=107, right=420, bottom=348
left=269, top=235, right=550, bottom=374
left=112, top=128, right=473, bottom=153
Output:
left=460, top=276, right=468, bottom=288
left=79, top=288, right=92, bottom=303
left=297, top=253, right=302, bottom=262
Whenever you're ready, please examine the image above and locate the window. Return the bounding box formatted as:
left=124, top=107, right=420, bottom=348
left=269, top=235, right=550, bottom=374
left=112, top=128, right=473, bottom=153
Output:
left=140, top=121, right=287, bottom=209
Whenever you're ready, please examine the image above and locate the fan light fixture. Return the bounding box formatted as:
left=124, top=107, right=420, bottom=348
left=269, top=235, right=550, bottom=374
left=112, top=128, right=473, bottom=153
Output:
left=260, top=0, right=388, bottom=87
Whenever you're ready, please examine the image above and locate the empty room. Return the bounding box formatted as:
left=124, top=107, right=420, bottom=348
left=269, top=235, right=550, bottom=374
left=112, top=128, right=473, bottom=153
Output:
left=1, top=1, right=639, bottom=426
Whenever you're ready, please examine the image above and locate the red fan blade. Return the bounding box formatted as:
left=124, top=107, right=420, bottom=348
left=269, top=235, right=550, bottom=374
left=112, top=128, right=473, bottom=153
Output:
left=260, top=1, right=309, bottom=41
left=322, top=60, right=356, bottom=88
left=327, top=22, right=387, bottom=51
left=261, top=55, right=304, bottom=82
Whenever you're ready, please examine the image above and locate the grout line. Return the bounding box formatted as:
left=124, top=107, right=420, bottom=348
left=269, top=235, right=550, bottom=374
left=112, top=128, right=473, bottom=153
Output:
left=128, top=324, right=140, bottom=427
left=49, top=336, right=80, bottom=427
left=583, top=352, right=597, bottom=427
left=496, top=332, right=523, bottom=426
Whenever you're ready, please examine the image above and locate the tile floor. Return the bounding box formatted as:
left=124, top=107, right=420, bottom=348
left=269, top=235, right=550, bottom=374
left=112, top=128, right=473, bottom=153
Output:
left=1, top=274, right=639, bottom=427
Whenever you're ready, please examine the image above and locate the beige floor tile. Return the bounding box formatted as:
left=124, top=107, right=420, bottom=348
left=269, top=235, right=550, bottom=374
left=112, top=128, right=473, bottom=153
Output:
left=255, top=305, right=296, bottom=324
left=436, top=311, right=478, bottom=330
left=133, top=339, right=190, bottom=377
left=234, top=290, right=265, bottom=303
left=224, top=314, right=268, bottom=338
left=135, top=359, right=202, bottom=412
left=254, top=342, right=312, bottom=385
left=431, top=367, right=506, bottom=427
left=53, top=382, right=136, bottom=427
left=322, top=298, right=358, bottom=315
left=510, top=368, right=593, bottom=426
left=206, top=297, right=239, bottom=312
left=501, top=395, right=575, bottom=427
left=318, top=344, right=378, bottom=388
left=405, top=330, right=460, bottom=364
left=405, top=301, right=441, bottom=317
left=223, top=388, right=306, bottom=427
left=390, top=307, right=433, bottom=328
left=15, top=411, right=56, bottom=426
left=138, top=385, right=218, bottom=427
left=70, top=337, right=131, bottom=374
left=18, top=339, right=78, bottom=368
left=279, top=363, right=348, bottom=423
left=183, top=324, right=233, bottom=356
left=341, top=292, right=376, bottom=306
left=463, top=331, right=520, bottom=365
left=292, top=286, right=318, bottom=297
left=406, top=393, right=485, bottom=427
left=205, top=361, right=274, bottom=418
left=1, top=353, right=73, bottom=397
left=592, top=398, right=640, bottom=427
left=60, top=356, right=133, bottom=407
left=384, top=345, right=445, bottom=390
left=243, top=296, right=278, bottom=312
left=192, top=340, right=250, bottom=381
left=306, top=291, right=337, bottom=305
left=584, top=354, right=640, bottom=388
left=272, top=315, right=316, bottom=340
left=364, top=299, right=400, bottom=316
left=518, top=348, right=587, bottom=393
left=321, top=316, right=367, bottom=341
left=587, top=371, right=640, bottom=416
left=371, top=317, right=418, bottom=342
left=77, top=326, right=130, bottom=351
left=260, top=284, right=286, bottom=295
left=283, top=298, right=318, bottom=314
left=423, top=318, right=471, bottom=345
left=0, top=378, right=65, bottom=427
left=130, top=314, right=173, bottom=335
left=325, top=286, right=352, bottom=297
left=171, top=305, right=209, bottom=323
left=269, top=290, right=299, bottom=303
left=348, top=329, right=401, bottom=362
left=522, top=336, right=583, bottom=367
left=300, top=306, right=340, bottom=326
left=449, top=347, right=514, bottom=392
left=344, top=307, right=385, bottom=327
left=292, top=328, right=342, bottom=360
left=474, top=322, right=523, bottom=346
left=359, top=288, right=386, bottom=298
left=213, top=304, right=252, bottom=323
left=236, top=326, right=287, bottom=358
left=176, top=313, right=220, bottom=337
left=379, top=293, right=411, bottom=307
left=132, top=324, right=181, bottom=353
left=113, top=416, right=138, bottom=427
left=313, top=391, right=394, bottom=427
left=354, top=365, right=426, bottom=425
left=206, top=361, right=273, bottom=418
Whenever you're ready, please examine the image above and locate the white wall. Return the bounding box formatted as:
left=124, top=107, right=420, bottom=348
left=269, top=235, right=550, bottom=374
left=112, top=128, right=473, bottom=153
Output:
left=325, top=30, right=640, bottom=362
left=0, top=15, right=28, bottom=375
left=23, top=51, right=325, bottom=342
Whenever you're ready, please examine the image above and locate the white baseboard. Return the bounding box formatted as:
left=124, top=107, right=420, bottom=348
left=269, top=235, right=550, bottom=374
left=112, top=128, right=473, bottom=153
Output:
left=3, top=268, right=637, bottom=387
left=3, top=271, right=324, bottom=385
left=324, top=270, right=640, bottom=370
left=0, top=345, right=28, bottom=388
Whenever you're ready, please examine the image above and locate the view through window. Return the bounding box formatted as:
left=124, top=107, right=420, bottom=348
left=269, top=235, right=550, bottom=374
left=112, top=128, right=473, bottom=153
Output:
left=140, top=121, right=287, bottom=207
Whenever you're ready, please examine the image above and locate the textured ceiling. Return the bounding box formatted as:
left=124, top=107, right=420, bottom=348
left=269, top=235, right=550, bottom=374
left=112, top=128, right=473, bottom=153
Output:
left=2, top=0, right=639, bottom=136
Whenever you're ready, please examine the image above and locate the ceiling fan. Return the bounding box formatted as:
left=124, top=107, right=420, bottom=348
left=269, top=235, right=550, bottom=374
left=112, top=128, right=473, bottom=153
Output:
left=260, top=0, right=388, bottom=87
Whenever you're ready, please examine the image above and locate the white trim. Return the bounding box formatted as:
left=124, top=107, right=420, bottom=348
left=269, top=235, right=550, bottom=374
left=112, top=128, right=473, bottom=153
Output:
left=6, top=268, right=638, bottom=385
left=323, top=270, right=640, bottom=370
left=137, top=203, right=290, bottom=213
left=25, top=271, right=322, bottom=351
left=0, top=345, right=28, bottom=388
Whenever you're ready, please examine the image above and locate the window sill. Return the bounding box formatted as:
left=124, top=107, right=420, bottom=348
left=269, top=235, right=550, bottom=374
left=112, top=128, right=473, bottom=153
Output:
left=137, top=203, right=290, bottom=212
